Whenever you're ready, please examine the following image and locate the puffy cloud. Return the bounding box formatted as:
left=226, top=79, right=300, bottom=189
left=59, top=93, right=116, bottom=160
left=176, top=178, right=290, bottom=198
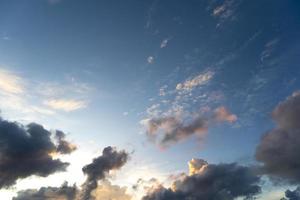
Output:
left=80, top=146, right=129, bottom=200
left=91, top=180, right=132, bottom=200
left=176, top=71, right=214, bottom=91
left=142, top=159, right=261, bottom=200
left=141, top=106, right=236, bottom=148
left=44, top=99, right=87, bottom=112
left=284, top=187, right=300, bottom=200
left=214, top=106, right=238, bottom=123
left=255, top=91, right=300, bottom=183
left=188, top=158, right=208, bottom=175
left=0, top=117, right=76, bottom=188
left=55, top=130, right=77, bottom=154
left=13, top=182, right=77, bottom=200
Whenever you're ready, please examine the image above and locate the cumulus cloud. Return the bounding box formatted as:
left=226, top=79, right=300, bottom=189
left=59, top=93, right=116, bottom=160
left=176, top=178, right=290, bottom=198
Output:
left=91, top=180, right=132, bottom=200
left=141, top=106, right=236, bottom=148
left=80, top=146, right=129, bottom=200
left=44, top=99, right=87, bottom=112
left=176, top=71, right=214, bottom=91
left=0, top=117, right=76, bottom=188
left=188, top=158, right=208, bottom=175
left=142, top=159, right=261, bottom=200
left=13, top=182, right=77, bottom=200
left=255, top=91, right=300, bottom=183
left=55, top=130, right=77, bottom=154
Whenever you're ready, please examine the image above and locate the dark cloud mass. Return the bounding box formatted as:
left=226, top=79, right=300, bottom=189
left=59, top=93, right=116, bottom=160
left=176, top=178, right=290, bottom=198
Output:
left=282, top=187, right=300, bottom=200
left=55, top=130, right=77, bottom=154
left=142, top=160, right=261, bottom=200
left=13, top=182, right=77, bottom=200
left=255, top=91, right=300, bottom=183
left=0, top=117, right=76, bottom=188
left=80, top=146, right=129, bottom=200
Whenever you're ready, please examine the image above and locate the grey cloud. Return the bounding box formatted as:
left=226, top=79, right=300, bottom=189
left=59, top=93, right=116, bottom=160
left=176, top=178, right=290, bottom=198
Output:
left=142, top=160, right=261, bottom=200
left=80, top=146, right=129, bottom=200
left=142, top=106, right=236, bottom=148
left=0, top=117, right=76, bottom=188
left=55, top=130, right=77, bottom=154
left=255, top=91, right=300, bottom=183
left=282, top=187, right=300, bottom=200
left=13, top=182, right=77, bottom=200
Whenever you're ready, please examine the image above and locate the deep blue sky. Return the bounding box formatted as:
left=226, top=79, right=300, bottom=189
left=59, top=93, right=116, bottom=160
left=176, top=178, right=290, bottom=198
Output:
left=0, top=0, right=299, bottom=199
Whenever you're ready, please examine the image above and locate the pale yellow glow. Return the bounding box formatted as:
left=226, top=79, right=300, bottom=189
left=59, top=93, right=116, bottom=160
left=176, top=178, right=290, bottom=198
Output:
left=0, top=69, right=24, bottom=94
left=44, top=99, right=87, bottom=111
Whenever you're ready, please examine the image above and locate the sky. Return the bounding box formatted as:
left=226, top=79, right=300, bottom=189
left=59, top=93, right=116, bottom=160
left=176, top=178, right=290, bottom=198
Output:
left=0, top=0, right=300, bottom=199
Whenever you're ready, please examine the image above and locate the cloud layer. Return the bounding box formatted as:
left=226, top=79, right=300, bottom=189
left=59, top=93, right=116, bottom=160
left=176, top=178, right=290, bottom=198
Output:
left=13, top=182, right=77, bottom=200
left=255, top=91, right=300, bottom=183
left=0, top=117, right=76, bottom=188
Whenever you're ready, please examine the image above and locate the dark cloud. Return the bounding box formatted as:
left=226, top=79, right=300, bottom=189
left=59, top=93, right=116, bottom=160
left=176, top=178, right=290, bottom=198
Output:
left=282, top=187, right=300, bottom=200
left=142, top=106, right=237, bottom=148
left=255, top=91, right=300, bottom=183
left=0, top=117, right=76, bottom=188
left=55, top=130, right=77, bottom=154
left=80, top=146, right=129, bottom=200
left=13, top=182, right=77, bottom=200
left=142, top=159, right=261, bottom=200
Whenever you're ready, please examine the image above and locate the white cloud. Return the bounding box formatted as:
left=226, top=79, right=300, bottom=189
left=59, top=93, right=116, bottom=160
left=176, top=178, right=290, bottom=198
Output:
left=44, top=99, right=87, bottom=112
left=147, top=56, right=154, bottom=64
left=176, top=71, right=214, bottom=91
left=0, top=69, right=24, bottom=94
left=160, top=39, right=169, bottom=48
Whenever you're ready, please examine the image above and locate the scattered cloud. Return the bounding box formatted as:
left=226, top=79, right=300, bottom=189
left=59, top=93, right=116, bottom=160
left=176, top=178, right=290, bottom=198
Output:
left=0, top=117, right=76, bottom=188
left=147, top=56, right=154, bottom=64
left=142, top=159, right=261, bottom=200
left=160, top=38, right=169, bottom=48
left=261, top=38, right=279, bottom=62
left=141, top=106, right=236, bottom=148
left=176, top=71, right=214, bottom=91
left=256, top=91, right=300, bottom=183
left=210, top=0, right=242, bottom=27
left=44, top=99, right=87, bottom=112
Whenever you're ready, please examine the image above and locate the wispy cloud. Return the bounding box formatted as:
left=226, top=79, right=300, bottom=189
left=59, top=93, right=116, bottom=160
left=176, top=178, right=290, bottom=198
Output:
left=44, top=99, right=87, bottom=112
left=0, top=67, right=92, bottom=121
left=210, top=0, right=242, bottom=28
left=176, top=71, right=214, bottom=91
left=0, top=69, right=24, bottom=94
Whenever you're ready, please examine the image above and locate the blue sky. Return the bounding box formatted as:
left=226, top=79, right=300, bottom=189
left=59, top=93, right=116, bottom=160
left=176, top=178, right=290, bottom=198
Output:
left=0, top=0, right=300, bottom=199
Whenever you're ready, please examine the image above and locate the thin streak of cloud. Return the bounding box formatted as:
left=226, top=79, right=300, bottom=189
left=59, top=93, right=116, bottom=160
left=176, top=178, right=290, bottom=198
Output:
left=44, top=99, right=87, bottom=112
left=176, top=71, right=214, bottom=91
left=0, top=69, right=24, bottom=94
